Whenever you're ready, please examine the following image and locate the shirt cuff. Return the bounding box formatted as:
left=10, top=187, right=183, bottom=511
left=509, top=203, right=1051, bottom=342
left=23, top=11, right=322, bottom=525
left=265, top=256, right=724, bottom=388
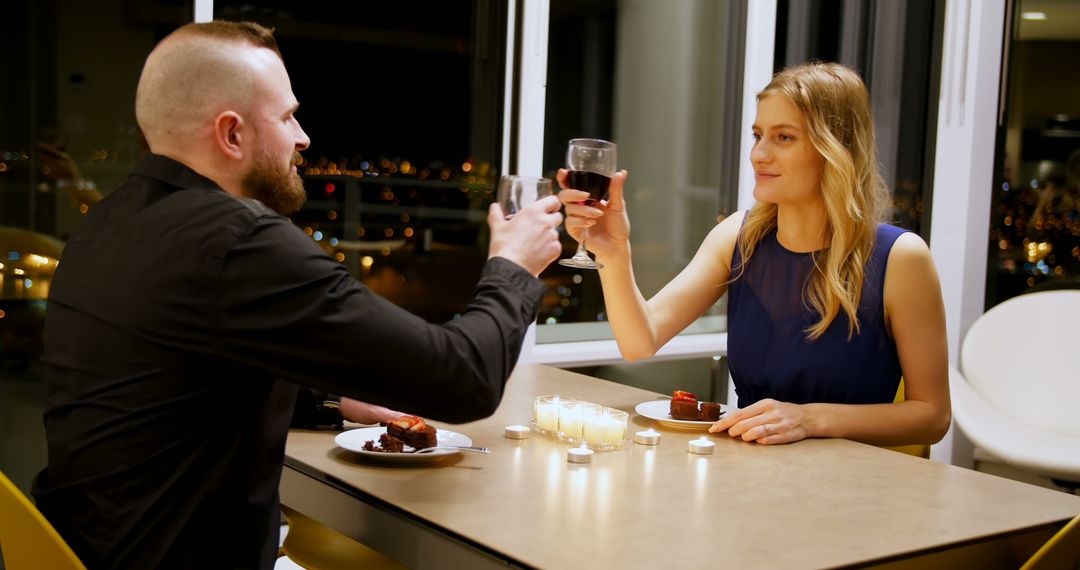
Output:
left=483, top=257, right=548, bottom=318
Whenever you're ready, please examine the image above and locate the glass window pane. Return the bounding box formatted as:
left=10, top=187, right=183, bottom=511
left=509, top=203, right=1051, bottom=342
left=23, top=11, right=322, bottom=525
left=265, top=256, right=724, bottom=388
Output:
left=0, top=0, right=189, bottom=494
left=987, top=0, right=1080, bottom=305
left=216, top=1, right=508, bottom=322
left=774, top=0, right=943, bottom=238
left=538, top=0, right=745, bottom=339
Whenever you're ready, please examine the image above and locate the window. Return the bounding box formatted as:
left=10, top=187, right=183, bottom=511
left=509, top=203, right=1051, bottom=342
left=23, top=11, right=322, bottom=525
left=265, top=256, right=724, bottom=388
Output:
left=774, top=0, right=944, bottom=238
left=218, top=1, right=509, bottom=322
left=537, top=0, right=746, bottom=343
left=986, top=0, right=1080, bottom=305
left=0, top=0, right=190, bottom=493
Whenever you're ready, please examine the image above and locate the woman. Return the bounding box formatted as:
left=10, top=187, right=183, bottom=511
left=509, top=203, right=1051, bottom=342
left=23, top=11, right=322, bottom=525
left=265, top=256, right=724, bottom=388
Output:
left=558, top=62, right=950, bottom=446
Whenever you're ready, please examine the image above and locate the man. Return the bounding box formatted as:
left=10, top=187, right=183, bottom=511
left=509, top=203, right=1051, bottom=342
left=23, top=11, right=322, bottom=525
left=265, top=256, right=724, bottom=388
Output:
left=33, top=21, right=562, bottom=569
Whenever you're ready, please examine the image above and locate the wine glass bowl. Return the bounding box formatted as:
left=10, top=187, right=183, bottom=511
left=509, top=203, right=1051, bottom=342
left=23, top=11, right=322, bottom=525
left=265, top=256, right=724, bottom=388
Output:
left=497, top=175, right=553, bottom=219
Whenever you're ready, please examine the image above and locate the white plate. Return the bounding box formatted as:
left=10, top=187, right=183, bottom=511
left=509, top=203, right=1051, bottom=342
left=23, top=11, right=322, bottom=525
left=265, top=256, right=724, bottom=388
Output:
left=634, top=399, right=726, bottom=430
left=335, top=426, right=473, bottom=463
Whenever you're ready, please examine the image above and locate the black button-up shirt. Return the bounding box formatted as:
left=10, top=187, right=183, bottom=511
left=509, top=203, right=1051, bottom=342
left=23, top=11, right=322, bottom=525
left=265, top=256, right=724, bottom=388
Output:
left=33, top=154, right=546, bottom=569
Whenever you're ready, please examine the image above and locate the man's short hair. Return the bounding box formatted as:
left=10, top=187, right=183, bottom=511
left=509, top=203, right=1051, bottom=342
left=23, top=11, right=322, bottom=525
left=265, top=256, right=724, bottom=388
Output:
left=176, top=20, right=281, bottom=56
left=135, top=20, right=283, bottom=148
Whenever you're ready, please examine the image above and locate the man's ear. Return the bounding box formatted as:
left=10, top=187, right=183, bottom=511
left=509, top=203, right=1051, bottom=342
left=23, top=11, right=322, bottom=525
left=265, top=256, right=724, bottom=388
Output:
left=213, top=111, right=245, bottom=161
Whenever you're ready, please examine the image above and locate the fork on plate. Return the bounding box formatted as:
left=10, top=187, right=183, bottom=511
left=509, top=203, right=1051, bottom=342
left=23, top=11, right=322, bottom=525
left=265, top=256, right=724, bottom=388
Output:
left=413, top=445, right=490, bottom=454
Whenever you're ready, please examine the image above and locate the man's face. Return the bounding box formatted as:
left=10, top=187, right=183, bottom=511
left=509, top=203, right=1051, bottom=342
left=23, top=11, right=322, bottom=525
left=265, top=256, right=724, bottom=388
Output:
left=241, top=48, right=310, bottom=216
left=241, top=147, right=306, bottom=216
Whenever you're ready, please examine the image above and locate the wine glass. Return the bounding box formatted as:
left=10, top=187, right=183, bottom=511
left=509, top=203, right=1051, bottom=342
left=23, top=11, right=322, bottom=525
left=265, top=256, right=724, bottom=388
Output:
left=558, top=138, right=617, bottom=269
left=497, top=175, right=553, bottom=219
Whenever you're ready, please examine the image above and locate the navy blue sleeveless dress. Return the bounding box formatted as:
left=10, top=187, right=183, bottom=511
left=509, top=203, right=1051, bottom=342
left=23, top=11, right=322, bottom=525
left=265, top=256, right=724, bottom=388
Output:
left=727, top=223, right=908, bottom=408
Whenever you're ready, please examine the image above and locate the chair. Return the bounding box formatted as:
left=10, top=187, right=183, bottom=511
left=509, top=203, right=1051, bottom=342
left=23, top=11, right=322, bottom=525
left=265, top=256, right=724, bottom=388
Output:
left=950, top=290, right=1080, bottom=487
left=1020, top=513, right=1080, bottom=570
left=278, top=505, right=406, bottom=570
left=0, top=469, right=86, bottom=570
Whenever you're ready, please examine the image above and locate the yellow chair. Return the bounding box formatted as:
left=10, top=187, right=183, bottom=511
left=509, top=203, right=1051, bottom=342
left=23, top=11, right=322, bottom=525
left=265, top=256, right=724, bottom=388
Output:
left=1020, top=514, right=1080, bottom=570
left=884, top=378, right=931, bottom=459
left=0, top=469, right=86, bottom=570
left=279, top=505, right=406, bottom=570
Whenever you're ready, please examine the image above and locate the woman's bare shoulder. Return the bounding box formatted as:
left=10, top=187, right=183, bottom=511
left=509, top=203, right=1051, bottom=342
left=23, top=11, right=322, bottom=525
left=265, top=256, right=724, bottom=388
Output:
left=698, top=210, right=746, bottom=270
left=885, top=231, right=941, bottom=302
left=706, top=210, right=746, bottom=245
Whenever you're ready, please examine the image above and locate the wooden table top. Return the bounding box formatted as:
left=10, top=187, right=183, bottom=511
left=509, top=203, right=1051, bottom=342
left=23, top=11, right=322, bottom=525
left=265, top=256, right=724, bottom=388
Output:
left=285, top=364, right=1080, bottom=569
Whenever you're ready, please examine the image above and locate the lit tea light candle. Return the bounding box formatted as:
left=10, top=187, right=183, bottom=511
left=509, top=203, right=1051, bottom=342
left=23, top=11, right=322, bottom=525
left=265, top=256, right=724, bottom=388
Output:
left=634, top=429, right=661, bottom=446
left=504, top=425, right=531, bottom=439
left=567, top=444, right=594, bottom=464
left=688, top=437, right=715, bottom=455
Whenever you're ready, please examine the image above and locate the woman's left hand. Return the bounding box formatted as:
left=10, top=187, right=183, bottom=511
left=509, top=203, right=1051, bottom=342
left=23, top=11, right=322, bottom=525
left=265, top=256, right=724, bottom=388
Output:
left=708, top=398, right=809, bottom=444
left=340, top=398, right=405, bottom=425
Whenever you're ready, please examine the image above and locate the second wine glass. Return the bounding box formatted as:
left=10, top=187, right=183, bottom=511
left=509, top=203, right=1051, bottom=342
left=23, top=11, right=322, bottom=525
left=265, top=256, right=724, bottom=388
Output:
left=559, top=138, right=617, bottom=270
left=497, top=175, right=553, bottom=219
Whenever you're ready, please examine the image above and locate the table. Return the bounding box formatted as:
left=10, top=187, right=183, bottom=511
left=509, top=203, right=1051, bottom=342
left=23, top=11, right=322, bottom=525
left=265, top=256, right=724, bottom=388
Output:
left=282, top=364, right=1080, bottom=569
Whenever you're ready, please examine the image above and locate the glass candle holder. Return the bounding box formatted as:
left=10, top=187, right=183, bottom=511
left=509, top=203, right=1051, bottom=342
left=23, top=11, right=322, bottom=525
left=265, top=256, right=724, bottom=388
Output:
left=533, top=395, right=565, bottom=435
left=583, top=406, right=628, bottom=451
left=558, top=399, right=585, bottom=442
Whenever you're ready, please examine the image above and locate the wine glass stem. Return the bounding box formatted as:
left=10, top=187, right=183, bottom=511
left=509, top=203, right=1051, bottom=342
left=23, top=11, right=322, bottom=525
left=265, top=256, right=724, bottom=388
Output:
left=578, top=228, right=589, bottom=257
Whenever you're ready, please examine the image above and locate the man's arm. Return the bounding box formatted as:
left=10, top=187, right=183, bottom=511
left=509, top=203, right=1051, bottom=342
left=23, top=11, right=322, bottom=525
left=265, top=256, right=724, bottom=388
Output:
left=216, top=197, right=562, bottom=424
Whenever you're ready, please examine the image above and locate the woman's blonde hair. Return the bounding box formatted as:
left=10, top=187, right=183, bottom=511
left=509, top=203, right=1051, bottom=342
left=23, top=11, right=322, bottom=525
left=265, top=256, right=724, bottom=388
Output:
left=736, top=62, right=888, bottom=340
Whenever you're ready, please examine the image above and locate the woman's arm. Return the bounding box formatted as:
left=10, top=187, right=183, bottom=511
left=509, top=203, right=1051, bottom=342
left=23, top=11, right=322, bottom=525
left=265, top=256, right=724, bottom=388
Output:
left=559, top=169, right=742, bottom=361
left=711, top=233, right=951, bottom=446
left=600, top=214, right=743, bottom=360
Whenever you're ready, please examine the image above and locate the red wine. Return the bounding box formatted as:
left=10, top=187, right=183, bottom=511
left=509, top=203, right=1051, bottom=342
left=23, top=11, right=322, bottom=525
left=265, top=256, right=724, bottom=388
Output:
left=566, top=170, right=611, bottom=205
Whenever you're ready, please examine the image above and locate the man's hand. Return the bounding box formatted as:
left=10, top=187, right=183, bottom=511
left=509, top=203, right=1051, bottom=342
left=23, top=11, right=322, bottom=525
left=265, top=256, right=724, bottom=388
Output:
left=340, top=398, right=405, bottom=425
left=488, top=194, right=564, bottom=276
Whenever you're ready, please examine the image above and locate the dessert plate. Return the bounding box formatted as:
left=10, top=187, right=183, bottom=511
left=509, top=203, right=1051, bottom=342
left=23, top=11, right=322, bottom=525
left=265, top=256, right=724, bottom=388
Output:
left=335, top=426, right=473, bottom=463
left=634, top=399, right=727, bottom=431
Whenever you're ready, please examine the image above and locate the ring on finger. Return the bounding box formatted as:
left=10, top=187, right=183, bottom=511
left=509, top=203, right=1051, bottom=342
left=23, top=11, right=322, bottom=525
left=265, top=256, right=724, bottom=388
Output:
left=762, top=424, right=771, bottom=436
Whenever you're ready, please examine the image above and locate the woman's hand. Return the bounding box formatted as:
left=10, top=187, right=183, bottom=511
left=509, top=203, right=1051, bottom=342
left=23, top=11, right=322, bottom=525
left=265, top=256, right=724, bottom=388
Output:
left=340, top=398, right=405, bottom=425
left=556, top=169, right=630, bottom=259
left=36, top=141, right=82, bottom=182
left=708, top=398, right=811, bottom=445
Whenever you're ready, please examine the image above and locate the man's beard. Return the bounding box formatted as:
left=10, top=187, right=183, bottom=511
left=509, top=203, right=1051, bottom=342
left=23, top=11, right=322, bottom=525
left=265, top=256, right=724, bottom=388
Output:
left=241, top=150, right=307, bottom=216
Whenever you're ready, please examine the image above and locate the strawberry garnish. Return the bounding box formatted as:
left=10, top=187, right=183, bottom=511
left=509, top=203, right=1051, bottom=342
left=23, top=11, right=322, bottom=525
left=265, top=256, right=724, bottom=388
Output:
left=391, top=415, right=425, bottom=429
left=672, top=390, right=697, bottom=402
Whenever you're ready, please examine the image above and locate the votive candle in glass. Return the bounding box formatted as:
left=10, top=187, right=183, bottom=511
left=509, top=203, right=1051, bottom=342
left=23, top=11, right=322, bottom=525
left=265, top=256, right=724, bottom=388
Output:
left=583, top=406, right=627, bottom=449
left=558, top=399, right=584, bottom=440
left=534, top=395, right=562, bottom=433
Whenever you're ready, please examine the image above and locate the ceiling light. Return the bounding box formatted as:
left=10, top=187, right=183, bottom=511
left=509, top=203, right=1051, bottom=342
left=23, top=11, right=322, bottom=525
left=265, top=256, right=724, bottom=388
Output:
left=1021, top=11, right=1048, bottom=20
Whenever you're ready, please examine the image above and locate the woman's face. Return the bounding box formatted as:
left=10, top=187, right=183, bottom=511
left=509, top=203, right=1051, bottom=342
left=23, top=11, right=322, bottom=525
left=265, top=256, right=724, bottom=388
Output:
left=750, top=94, right=825, bottom=207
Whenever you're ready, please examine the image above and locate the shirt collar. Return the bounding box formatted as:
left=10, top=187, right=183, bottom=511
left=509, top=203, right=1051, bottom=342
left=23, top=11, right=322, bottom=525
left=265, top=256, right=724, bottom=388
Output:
left=132, top=153, right=226, bottom=193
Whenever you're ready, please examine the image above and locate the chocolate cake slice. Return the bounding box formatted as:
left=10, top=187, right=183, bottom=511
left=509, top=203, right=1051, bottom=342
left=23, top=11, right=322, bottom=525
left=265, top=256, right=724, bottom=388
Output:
left=670, top=399, right=700, bottom=421
left=386, top=415, right=438, bottom=450
left=362, top=433, right=405, bottom=452
left=670, top=390, right=700, bottom=420
left=699, top=401, right=722, bottom=421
